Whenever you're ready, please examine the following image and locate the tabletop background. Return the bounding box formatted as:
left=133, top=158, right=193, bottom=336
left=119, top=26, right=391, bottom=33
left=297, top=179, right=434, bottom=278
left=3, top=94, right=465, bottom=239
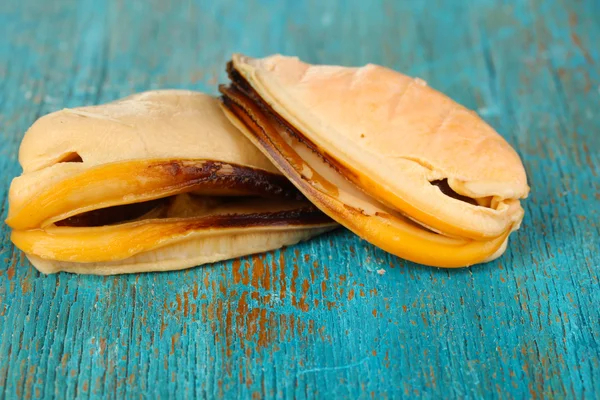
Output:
left=0, top=0, right=599, bottom=398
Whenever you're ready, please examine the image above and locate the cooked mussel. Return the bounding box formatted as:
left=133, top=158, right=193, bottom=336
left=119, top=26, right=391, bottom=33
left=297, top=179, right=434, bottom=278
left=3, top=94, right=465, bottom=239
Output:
left=7, top=90, right=336, bottom=274
left=220, top=54, right=529, bottom=267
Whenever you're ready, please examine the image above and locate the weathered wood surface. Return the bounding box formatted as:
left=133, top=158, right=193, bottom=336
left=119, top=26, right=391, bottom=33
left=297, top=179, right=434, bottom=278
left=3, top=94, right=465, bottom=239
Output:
left=0, top=0, right=598, bottom=398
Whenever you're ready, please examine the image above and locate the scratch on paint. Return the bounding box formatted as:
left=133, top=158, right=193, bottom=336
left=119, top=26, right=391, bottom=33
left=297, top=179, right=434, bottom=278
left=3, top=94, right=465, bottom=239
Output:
left=296, top=357, right=369, bottom=375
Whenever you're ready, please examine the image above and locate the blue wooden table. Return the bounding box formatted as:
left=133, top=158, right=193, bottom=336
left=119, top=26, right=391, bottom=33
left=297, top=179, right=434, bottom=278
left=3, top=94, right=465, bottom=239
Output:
left=1, top=0, right=598, bottom=398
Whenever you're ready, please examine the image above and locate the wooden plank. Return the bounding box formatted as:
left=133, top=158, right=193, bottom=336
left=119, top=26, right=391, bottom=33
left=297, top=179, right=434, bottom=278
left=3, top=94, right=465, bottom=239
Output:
left=0, top=0, right=598, bottom=398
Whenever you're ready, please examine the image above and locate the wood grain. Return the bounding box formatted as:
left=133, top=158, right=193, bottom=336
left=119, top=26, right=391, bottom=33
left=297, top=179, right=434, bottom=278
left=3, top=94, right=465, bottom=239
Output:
left=0, top=0, right=598, bottom=398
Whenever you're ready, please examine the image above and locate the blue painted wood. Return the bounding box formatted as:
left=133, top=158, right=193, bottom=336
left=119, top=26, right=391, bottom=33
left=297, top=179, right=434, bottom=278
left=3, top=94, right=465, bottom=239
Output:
left=0, top=0, right=599, bottom=398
